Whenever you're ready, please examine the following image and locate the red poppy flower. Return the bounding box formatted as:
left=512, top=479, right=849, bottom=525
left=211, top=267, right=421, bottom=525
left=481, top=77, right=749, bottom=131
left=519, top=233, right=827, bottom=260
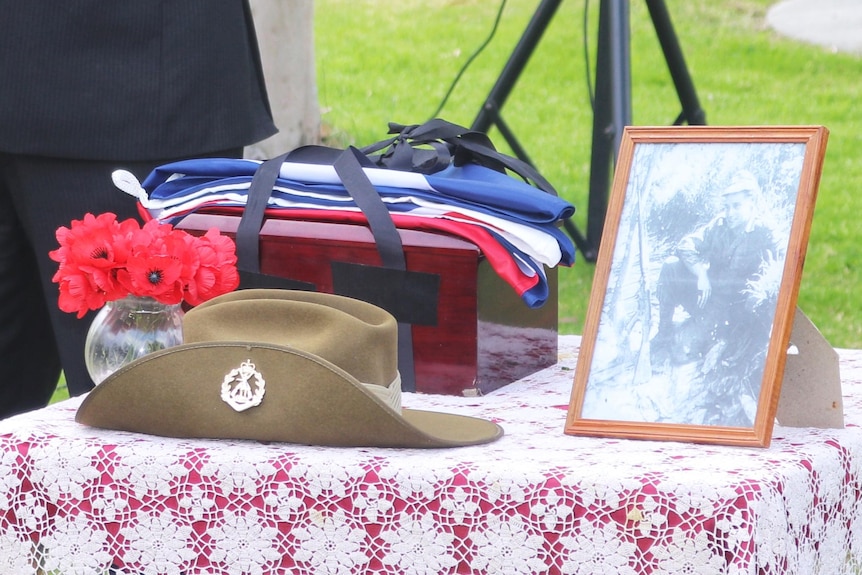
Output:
left=55, top=269, right=109, bottom=319
left=183, top=228, right=240, bottom=306
left=51, top=212, right=239, bottom=316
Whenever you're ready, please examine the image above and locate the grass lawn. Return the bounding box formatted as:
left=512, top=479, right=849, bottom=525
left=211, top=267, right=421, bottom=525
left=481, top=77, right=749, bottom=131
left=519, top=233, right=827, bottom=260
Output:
left=314, top=0, right=862, bottom=348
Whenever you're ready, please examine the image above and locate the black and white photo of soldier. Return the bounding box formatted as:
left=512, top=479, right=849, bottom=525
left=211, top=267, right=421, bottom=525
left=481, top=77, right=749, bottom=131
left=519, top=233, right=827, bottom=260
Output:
left=650, top=170, right=779, bottom=426
left=580, top=141, right=805, bottom=428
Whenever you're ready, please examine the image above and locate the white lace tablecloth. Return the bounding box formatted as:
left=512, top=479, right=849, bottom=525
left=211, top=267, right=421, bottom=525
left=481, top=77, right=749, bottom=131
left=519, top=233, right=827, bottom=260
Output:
left=3, top=335, right=862, bottom=574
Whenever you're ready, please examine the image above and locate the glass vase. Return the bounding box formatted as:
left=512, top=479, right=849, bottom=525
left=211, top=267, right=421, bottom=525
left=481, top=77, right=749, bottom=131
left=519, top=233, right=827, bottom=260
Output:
left=84, top=295, right=184, bottom=385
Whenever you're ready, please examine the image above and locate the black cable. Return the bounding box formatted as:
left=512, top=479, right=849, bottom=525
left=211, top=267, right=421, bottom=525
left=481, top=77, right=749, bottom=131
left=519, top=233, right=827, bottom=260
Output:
left=583, top=0, right=595, bottom=111
left=429, top=0, right=508, bottom=120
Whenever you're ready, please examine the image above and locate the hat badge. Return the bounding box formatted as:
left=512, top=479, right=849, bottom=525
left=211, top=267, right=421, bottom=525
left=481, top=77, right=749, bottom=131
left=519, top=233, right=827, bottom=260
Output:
left=221, top=359, right=266, bottom=412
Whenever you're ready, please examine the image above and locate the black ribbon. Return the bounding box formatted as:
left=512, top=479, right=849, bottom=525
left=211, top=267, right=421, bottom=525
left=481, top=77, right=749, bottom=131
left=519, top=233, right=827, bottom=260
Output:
left=231, top=118, right=553, bottom=391
left=360, top=118, right=559, bottom=195
left=235, top=145, right=449, bottom=392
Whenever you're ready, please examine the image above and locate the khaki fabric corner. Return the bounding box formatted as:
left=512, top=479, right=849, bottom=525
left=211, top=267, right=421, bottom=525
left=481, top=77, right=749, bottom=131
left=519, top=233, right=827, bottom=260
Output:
left=76, top=289, right=503, bottom=448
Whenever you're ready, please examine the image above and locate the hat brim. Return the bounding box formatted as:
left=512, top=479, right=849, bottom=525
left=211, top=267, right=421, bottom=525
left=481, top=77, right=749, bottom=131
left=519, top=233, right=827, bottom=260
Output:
left=75, top=342, right=503, bottom=448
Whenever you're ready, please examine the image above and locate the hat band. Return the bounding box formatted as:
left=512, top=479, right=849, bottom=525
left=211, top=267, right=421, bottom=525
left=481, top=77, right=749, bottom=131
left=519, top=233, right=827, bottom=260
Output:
left=363, top=374, right=402, bottom=413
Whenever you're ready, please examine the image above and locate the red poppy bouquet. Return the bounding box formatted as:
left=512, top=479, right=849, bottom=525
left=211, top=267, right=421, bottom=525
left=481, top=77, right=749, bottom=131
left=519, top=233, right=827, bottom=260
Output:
left=50, top=213, right=240, bottom=318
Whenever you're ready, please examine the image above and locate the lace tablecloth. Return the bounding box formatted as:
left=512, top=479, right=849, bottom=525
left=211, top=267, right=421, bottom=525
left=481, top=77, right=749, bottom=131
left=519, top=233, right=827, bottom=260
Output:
left=3, top=335, right=862, bottom=575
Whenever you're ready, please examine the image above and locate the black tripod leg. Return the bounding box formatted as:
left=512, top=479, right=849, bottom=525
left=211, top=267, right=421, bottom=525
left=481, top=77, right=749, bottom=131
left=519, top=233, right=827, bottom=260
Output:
left=469, top=0, right=704, bottom=264
left=471, top=0, right=564, bottom=137
left=585, top=0, right=631, bottom=262
left=645, top=0, right=706, bottom=125
left=471, top=0, right=591, bottom=256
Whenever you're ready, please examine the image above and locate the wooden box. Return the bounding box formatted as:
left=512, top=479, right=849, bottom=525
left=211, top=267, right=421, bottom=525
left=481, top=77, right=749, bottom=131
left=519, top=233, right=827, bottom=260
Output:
left=179, top=213, right=558, bottom=396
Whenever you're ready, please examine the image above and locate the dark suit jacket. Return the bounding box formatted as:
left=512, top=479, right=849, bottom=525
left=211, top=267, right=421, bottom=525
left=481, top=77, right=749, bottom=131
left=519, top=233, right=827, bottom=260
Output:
left=0, top=0, right=277, bottom=161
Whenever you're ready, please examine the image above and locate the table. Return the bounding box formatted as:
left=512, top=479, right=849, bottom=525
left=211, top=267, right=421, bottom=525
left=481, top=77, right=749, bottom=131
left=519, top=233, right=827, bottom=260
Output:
left=2, top=335, right=862, bottom=575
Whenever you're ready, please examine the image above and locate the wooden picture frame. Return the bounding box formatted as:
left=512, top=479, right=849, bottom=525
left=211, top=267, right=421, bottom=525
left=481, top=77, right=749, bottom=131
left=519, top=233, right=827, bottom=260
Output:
left=565, top=126, right=829, bottom=447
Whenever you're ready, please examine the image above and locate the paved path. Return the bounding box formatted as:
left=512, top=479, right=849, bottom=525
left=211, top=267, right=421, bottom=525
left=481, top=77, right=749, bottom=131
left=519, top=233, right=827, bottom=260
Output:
left=767, top=0, right=862, bottom=54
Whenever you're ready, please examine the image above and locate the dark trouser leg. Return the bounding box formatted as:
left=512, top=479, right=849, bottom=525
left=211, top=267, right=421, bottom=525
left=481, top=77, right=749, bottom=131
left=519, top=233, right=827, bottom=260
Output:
left=2, top=149, right=242, bottom=402
left=2, top=155, right=146, bottom=401
left=0, top=156, right=61, bottom=418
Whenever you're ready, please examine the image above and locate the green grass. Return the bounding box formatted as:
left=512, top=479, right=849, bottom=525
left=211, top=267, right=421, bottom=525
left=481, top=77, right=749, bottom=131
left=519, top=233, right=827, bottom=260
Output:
left=314, top=0, right=862, bottom=348
left=50, top=378, right=68, bottom=403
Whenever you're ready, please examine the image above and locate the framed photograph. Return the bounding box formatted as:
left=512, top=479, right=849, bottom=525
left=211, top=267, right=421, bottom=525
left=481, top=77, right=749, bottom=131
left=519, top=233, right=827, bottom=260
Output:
left=565, top=126, right=829, bottom=447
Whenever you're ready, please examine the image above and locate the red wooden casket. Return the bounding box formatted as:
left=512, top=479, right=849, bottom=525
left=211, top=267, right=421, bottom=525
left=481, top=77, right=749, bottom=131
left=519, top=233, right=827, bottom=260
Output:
left=179, top=213, right=558, bottom=396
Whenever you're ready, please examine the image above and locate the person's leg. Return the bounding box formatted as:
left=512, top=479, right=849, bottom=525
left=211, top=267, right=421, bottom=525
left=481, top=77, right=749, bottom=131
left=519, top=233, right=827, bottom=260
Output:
left=10, top=150, right=243, bottom=398
left=0, top=155, right=62, bottom=418
left=7, top=156, right=143, bottom=397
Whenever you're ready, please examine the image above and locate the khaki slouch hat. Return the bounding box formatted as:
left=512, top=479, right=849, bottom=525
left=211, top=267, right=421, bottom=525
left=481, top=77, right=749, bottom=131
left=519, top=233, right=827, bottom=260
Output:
left=76, top=289, right=503, bottom=448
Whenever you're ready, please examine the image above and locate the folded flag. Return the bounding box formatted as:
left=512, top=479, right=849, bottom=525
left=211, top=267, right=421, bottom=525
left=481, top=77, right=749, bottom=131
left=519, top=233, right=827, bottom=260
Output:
left=115, top=157, right=576, bottom=308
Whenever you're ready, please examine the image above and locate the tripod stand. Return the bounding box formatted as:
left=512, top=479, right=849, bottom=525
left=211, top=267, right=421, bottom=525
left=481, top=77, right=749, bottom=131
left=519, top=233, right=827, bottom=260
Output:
left=471, top=0, right=706, bottom=262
